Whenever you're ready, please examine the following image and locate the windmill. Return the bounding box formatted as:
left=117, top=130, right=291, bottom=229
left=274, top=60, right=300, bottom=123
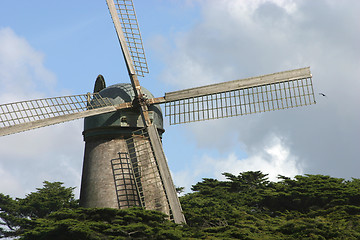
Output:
left=0, top=0, right=316, bottom=224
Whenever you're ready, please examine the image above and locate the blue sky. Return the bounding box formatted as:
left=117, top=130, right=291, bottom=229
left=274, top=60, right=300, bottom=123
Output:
left=0, top=0, right=359, bottom=198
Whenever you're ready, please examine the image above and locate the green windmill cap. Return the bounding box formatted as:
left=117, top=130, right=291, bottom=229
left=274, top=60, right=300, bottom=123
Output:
left=83, top=83, right=164, bottom=140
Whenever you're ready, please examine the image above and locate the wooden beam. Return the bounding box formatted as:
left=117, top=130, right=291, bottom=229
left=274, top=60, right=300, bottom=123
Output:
left=106, top=0, right=136, bottom=75
left=0, top=106, right=121, bottom=137
left=164, top=67, right=311, bottom=102
left=148, top=97, right=166, bottom=105
left=147, top=125, right=186, bottom=224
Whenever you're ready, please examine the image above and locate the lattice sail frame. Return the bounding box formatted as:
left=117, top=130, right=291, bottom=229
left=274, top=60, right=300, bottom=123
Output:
left=114, top=0, right=149, bottom=76
left=125, top=128, right=172, bottom=219
left=164, top=69, right=316, bottom=125
left=0, top=93, right=113, bottom=128
left=111, top=152, right=142, bottom=209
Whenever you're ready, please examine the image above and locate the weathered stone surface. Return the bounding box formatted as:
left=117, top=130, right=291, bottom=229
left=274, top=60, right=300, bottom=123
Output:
left=80, top=138, right=128, bottom=208
left=80, top=136, right=170, bottom=217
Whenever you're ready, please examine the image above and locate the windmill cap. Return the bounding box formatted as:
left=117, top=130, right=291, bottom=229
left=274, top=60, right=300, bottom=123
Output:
left=83, top=83, right=164, bottom=140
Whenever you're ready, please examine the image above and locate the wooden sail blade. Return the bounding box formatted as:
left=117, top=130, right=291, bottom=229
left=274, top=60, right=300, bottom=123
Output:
left=163, top=67, right=316, bottom=125
left=165, top=67, right=312, bottom=101
left=125, top=126, right=186, bottom=224
left=0, top=93, right=132, bottom=136
left=106, top=0, right=148, bottom=77
left=146, top=125, right=186, bottom=224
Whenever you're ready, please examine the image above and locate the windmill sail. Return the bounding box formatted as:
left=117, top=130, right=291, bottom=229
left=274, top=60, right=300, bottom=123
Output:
left=146, top=125, right=186, bottom=223
left=125, top=125, right=186, bottom=223
left=0, top=93, right=131, bottom=137
left=125, top=128, right=170, bottom=212
left=106, top=0, right=148, bottom=77
left=106, top=0, right=186, bottom=224
left=163, top=67, right=316, bottom=125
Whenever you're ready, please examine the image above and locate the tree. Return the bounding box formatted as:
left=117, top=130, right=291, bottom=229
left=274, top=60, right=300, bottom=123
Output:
left=263, top=174, right=360, bottom=213
left=180, top=172, right=360, bottom=239
left=20, top=208, right=184, bottom=240
left=2, top=172, right=360, bottom=239
left=0, top=181, right=77, bottom=238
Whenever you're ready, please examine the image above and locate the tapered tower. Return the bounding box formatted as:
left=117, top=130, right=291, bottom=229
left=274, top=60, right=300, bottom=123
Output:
left=79, top=80, right=170, bottom=214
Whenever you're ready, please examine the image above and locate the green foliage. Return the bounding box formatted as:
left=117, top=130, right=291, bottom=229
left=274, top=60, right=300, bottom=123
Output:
left=1, top=172, right=360, bottom=239
left=19, top=181, right=78, bottom=218
left=175, top=186, right=185, bottom=194
left=180, top=171, right=360, bottom=239
left=21, top=208, right=184, bottom=240
left=263, top=174, right=360, bottom=213
left=0, top=181, right=77, bottom=238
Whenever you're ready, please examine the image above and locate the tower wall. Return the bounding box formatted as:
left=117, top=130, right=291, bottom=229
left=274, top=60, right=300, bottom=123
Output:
left=80, top=137, right=128, bottom=208
left=80, top=135, right=170, bottom=216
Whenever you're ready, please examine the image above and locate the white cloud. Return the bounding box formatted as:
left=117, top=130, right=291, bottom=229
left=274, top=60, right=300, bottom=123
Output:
left=0, top=27, right=56, bottom=101
left=202, top=135, right=303, bottom=180
left=0, top=163, right=22, bottom=197
left=0, top=116, right=84, bottom=199
left=171, top=170, right=194, bottom=195
left=158, top=0, right=306, bottom=90
left=0, top=28, right=84, bottom=198
left=159, top=0, right=360, bottom=183
left=173, top=134, right=303, bottom=193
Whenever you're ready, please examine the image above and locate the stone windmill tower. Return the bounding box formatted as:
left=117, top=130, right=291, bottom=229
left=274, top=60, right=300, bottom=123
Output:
left=0, top=0, right=316, bottom=224
left=80, top=80, right=169, bottom=215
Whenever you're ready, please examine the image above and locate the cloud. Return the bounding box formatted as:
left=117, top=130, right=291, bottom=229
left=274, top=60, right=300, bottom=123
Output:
left=0, top=28, right=56, bottom=101
left=202, top=135, right=303, bottom=181
left=0, top=28, right=84, bottom=198
left=158, top=0, right=360, bottom=182
left=0, top=163, right=22, bottom=197
left=172, top=134, right=303, bottom=193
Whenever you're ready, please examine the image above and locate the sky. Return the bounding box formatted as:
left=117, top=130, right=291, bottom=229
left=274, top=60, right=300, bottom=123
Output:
left=0, top=0, right=359, bottom=198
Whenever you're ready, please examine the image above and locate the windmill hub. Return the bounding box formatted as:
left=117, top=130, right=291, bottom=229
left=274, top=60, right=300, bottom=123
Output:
left=132, top=92, right=150, bottom=110
left=83, top=83, right=164, bottom=141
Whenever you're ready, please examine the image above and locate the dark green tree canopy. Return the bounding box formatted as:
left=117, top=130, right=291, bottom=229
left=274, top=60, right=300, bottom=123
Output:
left=1, top=172, right=360, bottom=239
left=181, top=171, right=360, bottom=239
left=0, top=181, right=77, bottom=238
